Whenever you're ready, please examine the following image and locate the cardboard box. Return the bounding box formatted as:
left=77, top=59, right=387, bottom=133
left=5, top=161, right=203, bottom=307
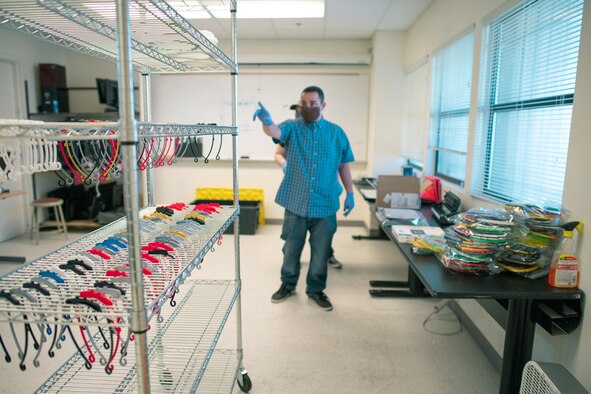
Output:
left=390, top=225, right=445, bottom=243
left=376, top=175, right=421, bottom=209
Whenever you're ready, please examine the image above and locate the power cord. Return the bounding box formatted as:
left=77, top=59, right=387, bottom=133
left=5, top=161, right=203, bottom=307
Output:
left=422, top=299, right=463, bottom=336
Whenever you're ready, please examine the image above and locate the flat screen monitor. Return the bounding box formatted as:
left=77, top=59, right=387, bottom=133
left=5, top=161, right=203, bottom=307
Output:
left=96, top=78, right=118, bottom=110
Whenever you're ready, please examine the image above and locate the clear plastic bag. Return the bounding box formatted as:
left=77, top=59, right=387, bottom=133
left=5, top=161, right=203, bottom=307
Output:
left=440, top=246, right=501, bottom=276
left=410, top=235, right=446, bottom=255
left=499, top=201, right=567, bottom=278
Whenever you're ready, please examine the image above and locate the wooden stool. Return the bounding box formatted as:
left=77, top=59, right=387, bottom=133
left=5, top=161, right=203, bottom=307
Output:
left=30, top=197, right=68, bottom=244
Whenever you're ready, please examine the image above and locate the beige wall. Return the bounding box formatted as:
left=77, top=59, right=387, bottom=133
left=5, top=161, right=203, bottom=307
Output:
left=558, top=0, right=591, bottom=383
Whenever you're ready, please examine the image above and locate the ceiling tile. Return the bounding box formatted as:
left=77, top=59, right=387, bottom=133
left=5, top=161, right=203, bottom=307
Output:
left=237, top=30, right=281, bottom=39
left=324, top=29, right=375, bottom=40
left=271, top=18, right=325, bottom=30
left=185, top=0, right=433, bottom=41
left=378, top=0, right=432, bottom=30
left=236, top=19, right=278, bottom=39
left=275, top=29, right=327, bottom=40
left=189, top=18, right=230, bottom=40
left=324, top=0, right=390, bottom=31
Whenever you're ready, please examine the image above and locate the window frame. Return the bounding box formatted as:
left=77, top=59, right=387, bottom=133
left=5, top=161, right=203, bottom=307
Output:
left=428, top=29, right=475, bottom=187
left=473, top=0, right=582, bottom=204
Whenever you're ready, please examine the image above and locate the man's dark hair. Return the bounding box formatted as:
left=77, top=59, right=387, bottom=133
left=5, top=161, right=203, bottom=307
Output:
left=302, top=86, right=324, bottom=103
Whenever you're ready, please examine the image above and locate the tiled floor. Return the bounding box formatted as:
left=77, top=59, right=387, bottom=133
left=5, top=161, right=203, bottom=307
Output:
left=0, top=223, right=500, bottom=393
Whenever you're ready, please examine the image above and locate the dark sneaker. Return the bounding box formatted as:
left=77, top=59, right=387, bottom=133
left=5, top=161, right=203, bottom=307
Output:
left=327, top=255, right=342, bottom=269
left=271, top=284, right=294, bottom=303
left=308, top=292, right=333, bottom=311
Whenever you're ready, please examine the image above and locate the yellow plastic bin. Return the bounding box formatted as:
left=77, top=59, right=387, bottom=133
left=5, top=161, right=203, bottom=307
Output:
left=195, top=188, right=265, bottom=235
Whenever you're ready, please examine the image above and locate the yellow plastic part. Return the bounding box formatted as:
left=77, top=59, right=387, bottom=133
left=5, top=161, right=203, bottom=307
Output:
left=166, top=230, right=187, bottom=238
left=149, top=212, right=172, bottom=220
left=195, top=187, right=265, bottom=225
left=186, top=213, right=206, bottom=221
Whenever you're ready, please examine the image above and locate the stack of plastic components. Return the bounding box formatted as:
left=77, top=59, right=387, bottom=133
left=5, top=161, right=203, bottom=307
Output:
left=441, top=208, right=515, bottom=275
left=497, top=204, right=563, bottom=277
left=188, top=202, right=222, bottom=224
left=410, top=235, right=446, bottom=256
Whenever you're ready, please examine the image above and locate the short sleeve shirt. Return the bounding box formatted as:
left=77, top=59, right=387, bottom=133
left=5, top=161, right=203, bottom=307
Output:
left=275, top=117, right=354, bottom=218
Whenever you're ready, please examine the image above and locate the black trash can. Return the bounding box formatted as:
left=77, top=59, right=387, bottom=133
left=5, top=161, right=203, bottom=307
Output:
left=192, top=200, right=260, bottom=235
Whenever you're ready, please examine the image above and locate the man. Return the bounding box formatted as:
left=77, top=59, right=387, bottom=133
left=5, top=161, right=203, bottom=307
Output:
left=253, top=86, right=355, bottom=311
left=274, top=104, right=344, bottom=270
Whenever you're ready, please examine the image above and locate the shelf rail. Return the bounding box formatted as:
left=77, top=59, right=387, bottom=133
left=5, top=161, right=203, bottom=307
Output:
left=0, top=206, right=238, bottom=327
left=0, top=122, right=237, bottom=140
left=36, top=280, right=240, bottom=393
left=0, top=0, right=237, bottom=73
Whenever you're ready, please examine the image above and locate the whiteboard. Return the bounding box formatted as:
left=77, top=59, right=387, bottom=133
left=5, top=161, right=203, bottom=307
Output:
left=151, top=72, right=369, bottom=161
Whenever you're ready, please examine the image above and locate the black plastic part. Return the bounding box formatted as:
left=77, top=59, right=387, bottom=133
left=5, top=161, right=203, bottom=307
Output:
left=65, top=297, right=102, bottom=312
left=59, top=263, right=85, bottom=276
left=534, top=299, right=582, bottom=335
left=23, top=281, right=50, bottom=296
left=148, top=249, right=170, bottom=257
left=67, top=259, right=93, bottom=271
left=0, top=334, right=11, bottom=362
left=0, top=290, right=22, bottom=305
left=237, top=372, right=252, bottom=392
left=94, top=281, right=126, bottom=296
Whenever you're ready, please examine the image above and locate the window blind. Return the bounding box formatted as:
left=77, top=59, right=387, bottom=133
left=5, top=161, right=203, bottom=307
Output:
left=471, top=0, right=583, bottom=205
left=429, top=31, right=474, bottom=184
left=401, top=58, right=428, bottom=162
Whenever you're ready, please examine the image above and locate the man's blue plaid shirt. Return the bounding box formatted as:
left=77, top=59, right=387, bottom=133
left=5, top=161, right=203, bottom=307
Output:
left=275, top=117, right=354, bottom=218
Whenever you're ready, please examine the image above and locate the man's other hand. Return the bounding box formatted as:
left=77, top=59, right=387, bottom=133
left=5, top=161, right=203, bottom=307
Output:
left=343, top=192, right=355, bottom=217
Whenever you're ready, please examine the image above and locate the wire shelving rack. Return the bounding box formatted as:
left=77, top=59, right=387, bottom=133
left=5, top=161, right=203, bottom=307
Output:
left=0, top=0, right=247, bottom=392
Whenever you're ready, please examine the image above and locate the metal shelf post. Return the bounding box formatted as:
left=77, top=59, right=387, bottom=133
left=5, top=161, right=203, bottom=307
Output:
left=115, top=0, right=150, bottom=392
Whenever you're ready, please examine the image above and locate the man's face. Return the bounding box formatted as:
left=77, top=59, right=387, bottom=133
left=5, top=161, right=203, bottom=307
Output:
left=299, top=92, right=325, bottom=122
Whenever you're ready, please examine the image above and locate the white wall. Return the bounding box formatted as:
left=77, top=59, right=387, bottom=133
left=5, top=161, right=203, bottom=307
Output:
left=402, top=0, right=591, bottom=389
left=0, top=29, right=66, bottom=115
left=0, top=30, right=137, bottom=234
left=63, top=51, right=120, bottom=113
left=558, top=0, right=591, bottom=383
left=0, top=28, right=135, bottom=115
left=367, top=31, right=406, bottom=177
left=0, top=29, right=69, bottom=239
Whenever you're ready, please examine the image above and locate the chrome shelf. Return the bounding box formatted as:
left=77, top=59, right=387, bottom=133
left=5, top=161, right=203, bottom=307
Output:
left=0, top=0, right=237, bottom=73
left=0, top=121, right=237, bottom=140
left=37, top=280, right=240, bottom=393
left=0, top=205, right=239, bottom=327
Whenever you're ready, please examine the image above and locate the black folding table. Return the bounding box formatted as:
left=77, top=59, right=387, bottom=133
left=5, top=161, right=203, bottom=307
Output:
left=379, top=219, right=584, bottom=394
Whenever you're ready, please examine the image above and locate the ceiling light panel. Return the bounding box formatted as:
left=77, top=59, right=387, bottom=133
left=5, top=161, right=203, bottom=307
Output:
left=212, top=0, right=325, bottom=19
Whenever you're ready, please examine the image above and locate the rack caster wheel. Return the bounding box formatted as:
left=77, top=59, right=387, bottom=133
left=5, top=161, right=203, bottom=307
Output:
left=237, top=369, right=252, bottom=392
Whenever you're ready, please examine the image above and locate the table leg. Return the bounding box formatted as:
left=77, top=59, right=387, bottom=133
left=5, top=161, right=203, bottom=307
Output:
left=352, top=235, right=384, bottom=240
left=499, top=299, right=535, bottom=394
left=369, top=267, right=429, bottom=298
left=352, top=227, right=386, bottom=241
left=0, top=256, right=26, bottom=263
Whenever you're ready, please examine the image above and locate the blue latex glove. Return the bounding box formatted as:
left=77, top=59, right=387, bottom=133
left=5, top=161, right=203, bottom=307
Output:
left=343, top=192, right=355, bottom=217
left=252, top=101, right=273, bottom=126
left=281, top=161, right=287, bottom=173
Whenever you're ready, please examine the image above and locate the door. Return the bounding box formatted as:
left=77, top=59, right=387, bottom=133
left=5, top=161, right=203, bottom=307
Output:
left=0, top=57, right=27, bottom=242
